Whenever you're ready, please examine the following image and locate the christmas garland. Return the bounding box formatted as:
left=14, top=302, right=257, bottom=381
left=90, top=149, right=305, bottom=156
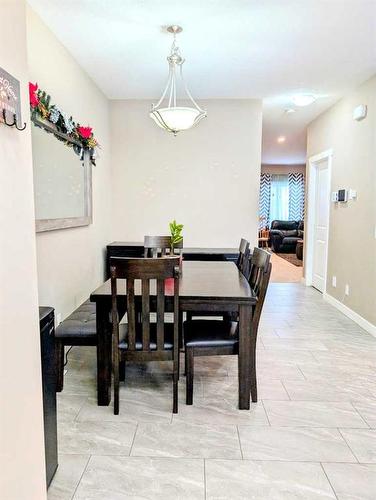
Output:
left=29, top=82, right=99, bottom=165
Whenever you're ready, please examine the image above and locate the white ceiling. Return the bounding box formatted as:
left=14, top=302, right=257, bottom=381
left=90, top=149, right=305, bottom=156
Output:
left=28, top=0, right=376, bottom=164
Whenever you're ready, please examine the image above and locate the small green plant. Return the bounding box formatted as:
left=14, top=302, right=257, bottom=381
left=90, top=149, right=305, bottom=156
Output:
left=169, top=219, right=183, bottom=253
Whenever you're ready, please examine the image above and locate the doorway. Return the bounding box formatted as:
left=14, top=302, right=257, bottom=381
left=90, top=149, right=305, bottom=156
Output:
left=305, top=150, right=333, bottom=293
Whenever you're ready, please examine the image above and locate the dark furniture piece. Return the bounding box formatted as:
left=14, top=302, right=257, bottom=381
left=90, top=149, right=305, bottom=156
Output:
left=110, top=257, right=180, bottom=414
left=269, top=220, right=304, bottom=253
left=91, top=260, right=256, bottom=409
left=144, top=235, right=183, bottom=257
left=54, top=300, right=97, bottom=391
left=106, top=242, right=239, bottom=278
left=296, top=239, right=304, bottom=260
left=184, top=248, right=272, bottom=405
left=187, top=237, right=249, bottom=322
left=236, top=238, right=250, bottom=275
left=39, top=306, right=58, bottom=488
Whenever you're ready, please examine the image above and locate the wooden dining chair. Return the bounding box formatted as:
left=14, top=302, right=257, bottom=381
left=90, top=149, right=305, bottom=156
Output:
left=144, top=235, right=183, bottom=257
left=110, top=256, right=180, bottom=415
left=237, top=238, right=250, bottom=275
left=183, top=247, right=272, bottom=405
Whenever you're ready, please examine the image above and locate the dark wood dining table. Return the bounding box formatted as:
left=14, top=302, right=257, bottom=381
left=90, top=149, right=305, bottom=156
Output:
left=90, top=261, right=257, bottom=410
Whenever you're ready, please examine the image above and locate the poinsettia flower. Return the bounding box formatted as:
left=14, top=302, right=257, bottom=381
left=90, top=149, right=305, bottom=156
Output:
left=29, top=82, right=39, bottom=108
left=77, top=126, right=93, bottom=139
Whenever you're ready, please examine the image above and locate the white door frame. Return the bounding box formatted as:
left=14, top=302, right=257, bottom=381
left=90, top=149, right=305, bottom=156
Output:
left=305, top=149, right=333, bottom=292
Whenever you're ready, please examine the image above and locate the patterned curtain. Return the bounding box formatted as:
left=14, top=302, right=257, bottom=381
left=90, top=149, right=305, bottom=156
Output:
left=259, top=173, right=271, bottom=228
left=288, top=172, right=305, bottom=221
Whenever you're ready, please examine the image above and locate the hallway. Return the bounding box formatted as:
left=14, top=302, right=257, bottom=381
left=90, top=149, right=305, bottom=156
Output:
left=270, top=252, right=304, bottom=283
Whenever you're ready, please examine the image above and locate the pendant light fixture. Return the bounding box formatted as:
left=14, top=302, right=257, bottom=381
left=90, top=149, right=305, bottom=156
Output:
left=150, top=25, right=206, bottom=135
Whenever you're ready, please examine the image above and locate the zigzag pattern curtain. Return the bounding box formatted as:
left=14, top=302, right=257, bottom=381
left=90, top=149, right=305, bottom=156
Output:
left=259, top=173, right=271, bottom=228
left=288, top=173, right=305, bottom=221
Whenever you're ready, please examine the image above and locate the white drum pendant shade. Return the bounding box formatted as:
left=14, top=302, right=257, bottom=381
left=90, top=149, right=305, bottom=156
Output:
left=150, top=26, right=206, bottom=135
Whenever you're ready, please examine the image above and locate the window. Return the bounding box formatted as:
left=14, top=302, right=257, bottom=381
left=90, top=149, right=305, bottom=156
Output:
left=269, top=174, right=289, bottom=222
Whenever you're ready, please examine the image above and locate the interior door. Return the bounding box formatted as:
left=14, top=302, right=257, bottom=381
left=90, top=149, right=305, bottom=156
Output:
left=312, top=159, right=330, bottom=292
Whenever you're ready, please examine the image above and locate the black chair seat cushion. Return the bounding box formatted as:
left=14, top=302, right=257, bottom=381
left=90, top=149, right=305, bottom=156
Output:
left=184, top=319, right=239, bottom=348
left=119, top=323, right=174, bottom=351
left=55, top=300, right=96, bottom=339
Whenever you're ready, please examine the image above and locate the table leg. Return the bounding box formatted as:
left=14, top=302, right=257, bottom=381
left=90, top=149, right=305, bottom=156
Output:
left=96, top=301, right=112, bottom=406
left=238, top=303, right=252, bottom=410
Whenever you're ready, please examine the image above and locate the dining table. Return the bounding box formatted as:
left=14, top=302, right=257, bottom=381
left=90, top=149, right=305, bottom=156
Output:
left=90, top=260, right=257, bottom=410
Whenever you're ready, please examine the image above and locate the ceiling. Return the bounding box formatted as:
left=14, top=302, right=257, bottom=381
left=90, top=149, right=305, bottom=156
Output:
left=28, top=0, right=376, bottom=164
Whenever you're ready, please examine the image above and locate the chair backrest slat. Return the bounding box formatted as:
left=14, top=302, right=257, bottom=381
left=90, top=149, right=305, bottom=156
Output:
left=144, top=235, right=183, bottom=258
left=156, top=278, right=165, bottom=351
left=141, top=278, right=150, bottom=350
left=126, top=278, right=136, bottom=351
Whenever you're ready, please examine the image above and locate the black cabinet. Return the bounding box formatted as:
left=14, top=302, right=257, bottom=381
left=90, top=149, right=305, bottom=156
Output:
left=39, top=306, right=58, bottom=487
left=106, top=242, right=239, bottom=279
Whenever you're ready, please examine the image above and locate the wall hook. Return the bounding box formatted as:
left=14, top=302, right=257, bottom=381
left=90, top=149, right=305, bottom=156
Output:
left=2, top=108, right=26, bottom=130
left=14, top=117, right=27, bottom=131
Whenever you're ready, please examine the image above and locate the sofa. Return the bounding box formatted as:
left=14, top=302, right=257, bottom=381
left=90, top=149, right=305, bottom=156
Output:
left=269, top=220, right=304, bottom=253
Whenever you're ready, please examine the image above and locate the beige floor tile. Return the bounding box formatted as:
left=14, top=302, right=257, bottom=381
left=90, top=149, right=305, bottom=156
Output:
left=340, top=428, right=376, bottom=463
left=74, top=455, right=205, bottom=499
left=58, top=421, right=137, bottom=455
left=76, top=395, right=172, bottom=424
left=238, top=426, right=356, bottom=462
left=131, top=422, right=241, bottom=458
left=202, top=376, right=290, bottom=401
left=172, top=397, right=269, bottom=426
left=57, top=394, right=87, bottom=423
left=352, top=399, right=376, bottom=428
left=263, top=401, right=369, bottom=428
left=205, top=460, right=336, bottom=499
left=282, top=379, right=374, bottom=402
left=323, top=463, right=376, bottom=500
left=48, top=454, right=89, bottom=500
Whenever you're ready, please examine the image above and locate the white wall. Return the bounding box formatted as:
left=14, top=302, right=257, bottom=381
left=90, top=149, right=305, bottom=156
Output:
left=261, top=164, right=306, bottom=175
left=110, top=99, right=262, bottom=247
left=307, top=75, right=376, bottom=326
left=0, top=1, right=46, bottom=499
left=27, top=8, right=112, bottom=320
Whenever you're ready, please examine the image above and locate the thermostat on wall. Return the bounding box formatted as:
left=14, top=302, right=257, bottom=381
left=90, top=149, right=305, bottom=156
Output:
left=338, top=189, right=348, bottom=202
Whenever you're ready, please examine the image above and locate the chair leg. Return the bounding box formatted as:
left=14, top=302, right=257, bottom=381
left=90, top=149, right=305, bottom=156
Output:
left=119, top=360, right=125, bottom=382
left=56, top=341, right=64, bottom=392
left=173, top=370, right=178, bottom=414
left=186, top=347, right=194, bottom=405
left=114, top=355, right=120, bottom=415
left=250, top=344, right=257, bottom=403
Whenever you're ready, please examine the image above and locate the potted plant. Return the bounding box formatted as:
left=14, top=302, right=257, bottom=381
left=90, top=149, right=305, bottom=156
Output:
left=169, top=220, right=183, bottom=270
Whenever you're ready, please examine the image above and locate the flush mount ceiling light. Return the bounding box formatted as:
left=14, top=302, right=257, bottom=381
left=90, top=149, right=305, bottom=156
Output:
left=277, top=136, right=286, bottom=143
left=291, top=94, right=317, bottom=107
left=150, top=25, right=206, bottom=136
left=284, top=108, right=296, bottom=114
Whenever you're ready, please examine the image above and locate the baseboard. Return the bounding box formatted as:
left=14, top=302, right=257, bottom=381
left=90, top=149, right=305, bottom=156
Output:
left=323, top=292, right=376, bottom=338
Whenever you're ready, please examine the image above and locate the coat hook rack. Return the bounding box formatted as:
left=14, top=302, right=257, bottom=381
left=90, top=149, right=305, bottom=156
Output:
left=2, top=108, right=27, bottom=131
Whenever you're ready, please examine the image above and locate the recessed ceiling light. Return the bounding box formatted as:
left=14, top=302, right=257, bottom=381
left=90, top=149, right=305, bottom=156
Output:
left=277, top=136, right=286, bottom=143
left=285, top=108, right=296, bottom=114
left=291, top=94, right=316, bottom=107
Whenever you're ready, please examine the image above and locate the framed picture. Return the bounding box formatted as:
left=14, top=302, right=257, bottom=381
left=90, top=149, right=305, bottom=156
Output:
left=0, top=66, right=21, bottom=124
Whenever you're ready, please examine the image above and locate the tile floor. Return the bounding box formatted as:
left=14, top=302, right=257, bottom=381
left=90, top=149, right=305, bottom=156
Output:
left=49, top=283, right=376, bottom=499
